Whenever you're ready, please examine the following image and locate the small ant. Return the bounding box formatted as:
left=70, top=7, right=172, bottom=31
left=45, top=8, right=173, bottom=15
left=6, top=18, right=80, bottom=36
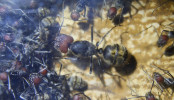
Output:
left=70, top=0, right=90, bottom=21
left=157, top=30, right=174, bottom=47
left=142, top=65, right=174, bottom=94
left=125, top=67, right=158, bottom=100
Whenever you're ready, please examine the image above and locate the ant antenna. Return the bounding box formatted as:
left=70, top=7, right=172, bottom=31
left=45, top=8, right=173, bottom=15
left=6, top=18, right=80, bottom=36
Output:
left=134, top=25, right=152, bottom=36
left=151, top=0, right=170, bottom=15
left=96, top=26, right=116, bottom=48
left=58, top=0, right=65, bottom=36
left=8, top=75, right=16, bottom=99
left=141, top=66, right=164, bottom=93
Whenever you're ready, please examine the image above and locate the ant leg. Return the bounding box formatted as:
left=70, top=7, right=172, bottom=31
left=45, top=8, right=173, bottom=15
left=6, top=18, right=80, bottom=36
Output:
left=83, top=6, right=86, bottom=17
left=8, top=75, right=16, bottom=99
left=96, top=26, right=116, bottom=48
left=89, top=25, right=94, bottom=74
left=150, top=64, right=174, bottom=79
left=134, top=25, right=152, bottom=36
left=58, top=62, right=63, bottom=76
left=90, top=56, right=93, bottom=74
left=58, top=0, right=65, bottom=35
left=34, top=50, right=51, bottom=54
left=142, top=66, right=164, bottom=93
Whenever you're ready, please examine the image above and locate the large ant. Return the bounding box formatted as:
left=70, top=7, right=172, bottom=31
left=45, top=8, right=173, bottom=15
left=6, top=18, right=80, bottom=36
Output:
left=55, top=23, right=129, bottom=74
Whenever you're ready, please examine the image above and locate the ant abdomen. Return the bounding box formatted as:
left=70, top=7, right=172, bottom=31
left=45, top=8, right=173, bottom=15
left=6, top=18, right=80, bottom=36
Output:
left=103, top=44, right=128, bottom=66
left=69, top=41, right=97, bottom=57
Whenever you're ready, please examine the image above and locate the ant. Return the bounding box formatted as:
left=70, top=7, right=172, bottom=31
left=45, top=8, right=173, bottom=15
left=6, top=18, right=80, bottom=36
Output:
left=124, top=66, right=159, bottom=100
left=142, top=65, right=174, bottom=95
left=55, top=24, right=128, bottom=75
left=157, top=30, right=174, bottom=47
left=70, top=0, right=90, bottom=21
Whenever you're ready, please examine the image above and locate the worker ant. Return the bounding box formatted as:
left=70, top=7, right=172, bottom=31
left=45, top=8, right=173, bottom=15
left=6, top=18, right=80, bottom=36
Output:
left=125, top=82, right=157, bottom=100
left=70, top=0, right=90, bottom=21
left=157, top=30, right=174, bottom=47
left=142, top=65, right=174, bottom=95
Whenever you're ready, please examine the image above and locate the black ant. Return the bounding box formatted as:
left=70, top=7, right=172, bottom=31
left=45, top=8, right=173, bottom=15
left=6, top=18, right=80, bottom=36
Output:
left=70, top=0, right=90, bottom=21
left=142, top=64, right=174, bottom=95
left=157, top=30, right=174, bottom=47
left=164, top=42, right=174, bottom=56
left=56, top=24, right=129, bottom=75
left=124, top=66, right=159, bottom=100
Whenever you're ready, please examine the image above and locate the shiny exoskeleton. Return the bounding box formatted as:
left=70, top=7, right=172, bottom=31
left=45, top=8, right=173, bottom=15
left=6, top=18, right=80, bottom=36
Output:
left=164, top=42, right=174, bottom=56
left=69, top=41, right=128, bottom=67
left=153, top=72, right=174, bottom=91
left=157, top=30, right=174, bottom=47
left=71, top=0, right=90, bottom=21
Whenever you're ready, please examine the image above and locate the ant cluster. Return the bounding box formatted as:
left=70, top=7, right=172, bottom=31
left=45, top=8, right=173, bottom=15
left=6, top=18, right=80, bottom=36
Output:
left=0, top=0, right=173, bottom=100
left=0, top=0, right=92, bottom=99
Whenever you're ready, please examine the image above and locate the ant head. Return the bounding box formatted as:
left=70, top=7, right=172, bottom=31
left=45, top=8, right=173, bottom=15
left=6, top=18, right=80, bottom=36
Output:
left=71, top=11, right=80, bottom=21
left=3, top=33, right=15, bottom=42
left=145, top=92, right=156, bottom=100
left=153, top=72, right=164, bottom=84
left=0, top=72, right=8, bottom=82
left=29, top=73, right=42, bottom=86
left=157, top=35, right=169, bottom=47
left=107, top=7, right=117, bottom=20
left=39, top=67, right=48, bottom=76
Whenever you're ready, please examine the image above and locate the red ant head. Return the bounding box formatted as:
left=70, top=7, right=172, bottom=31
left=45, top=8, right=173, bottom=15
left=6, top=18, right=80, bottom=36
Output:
left=107, top=7, right=117, bottom=19
left=3, top=33, right=14, bottom=42
left=71, top=11, right=80, bottom=21
left=145, top=92, right=156, bottom=100
left=54, top=34, right=74, bottom=53
left=153, top=72, right=164, bottom=84
left=39, top=67, right=47, bottom=76
left=0, top=72, right=8, bottom=82
left=157, top=35, right=169, bottom=47
left=30, top=73, right=41, bottom=86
